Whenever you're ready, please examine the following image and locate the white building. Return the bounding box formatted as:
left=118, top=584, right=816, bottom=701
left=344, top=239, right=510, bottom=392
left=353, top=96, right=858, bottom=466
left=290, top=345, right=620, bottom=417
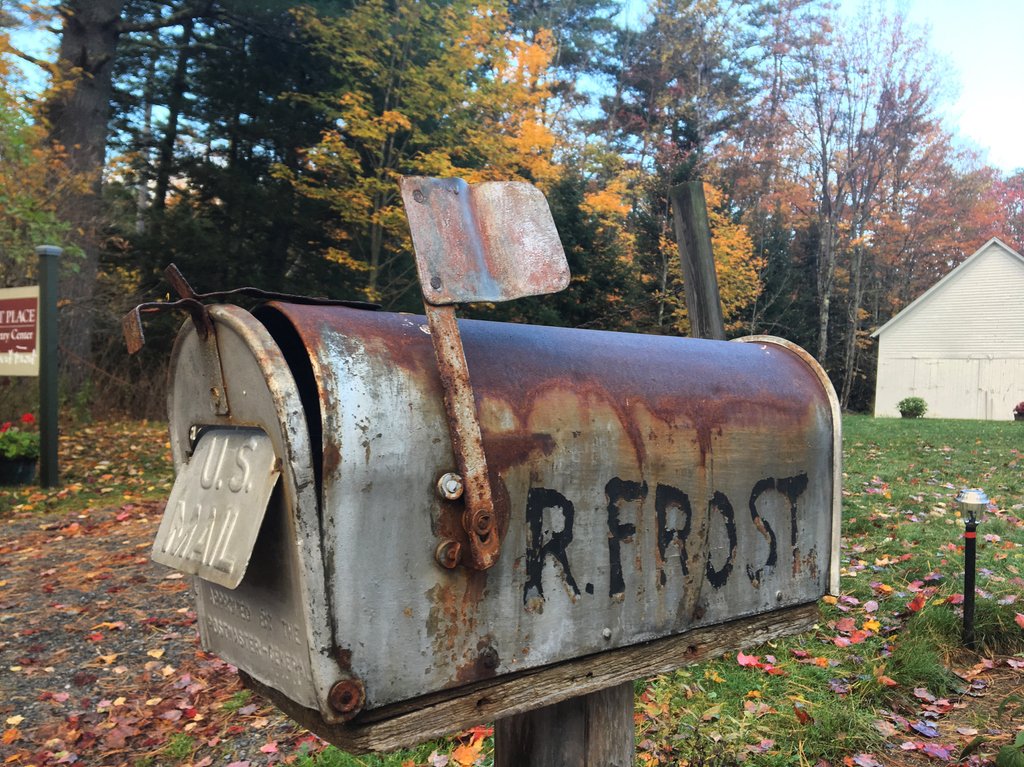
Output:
left=872, top=237, right=1024, bottom=420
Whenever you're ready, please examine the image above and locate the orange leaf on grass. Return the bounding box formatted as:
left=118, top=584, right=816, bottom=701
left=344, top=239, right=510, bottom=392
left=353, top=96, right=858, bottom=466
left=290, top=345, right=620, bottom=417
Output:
left=907, top=593, right=927, bottom=612
left=452, top=741, right=483, bottom=766
left=1015, top=613, right=1024, bottom=630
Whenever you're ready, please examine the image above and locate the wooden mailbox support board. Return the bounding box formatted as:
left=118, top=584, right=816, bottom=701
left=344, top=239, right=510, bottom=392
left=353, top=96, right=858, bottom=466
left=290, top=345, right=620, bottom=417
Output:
left=244, top=603, right=818, bottom=754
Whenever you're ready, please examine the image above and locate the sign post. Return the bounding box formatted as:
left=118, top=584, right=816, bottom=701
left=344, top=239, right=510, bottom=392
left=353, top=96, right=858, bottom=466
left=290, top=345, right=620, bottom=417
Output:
left=36, top=245, right=61, bottom=487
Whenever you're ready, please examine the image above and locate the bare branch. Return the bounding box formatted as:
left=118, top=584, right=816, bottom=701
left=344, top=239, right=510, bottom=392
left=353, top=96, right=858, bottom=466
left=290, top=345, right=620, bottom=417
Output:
left=117, top=2, right=218, bottom=35
left=7, top=44, right=49, bottom=70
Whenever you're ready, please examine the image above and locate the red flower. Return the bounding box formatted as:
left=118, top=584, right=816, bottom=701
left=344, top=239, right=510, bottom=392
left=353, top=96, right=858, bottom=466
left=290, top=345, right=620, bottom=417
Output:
left=0, top=422, right=10, bottom=433
left=19, top=412, right=34, bottom=425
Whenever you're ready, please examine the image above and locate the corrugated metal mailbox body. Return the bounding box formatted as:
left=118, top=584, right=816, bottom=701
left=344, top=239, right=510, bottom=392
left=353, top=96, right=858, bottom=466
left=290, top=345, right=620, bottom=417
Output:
left=163, top=302, right=840, bottom=749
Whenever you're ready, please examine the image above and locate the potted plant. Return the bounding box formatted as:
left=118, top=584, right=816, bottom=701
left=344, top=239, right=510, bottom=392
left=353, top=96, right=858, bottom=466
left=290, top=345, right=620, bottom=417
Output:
left=0, top=413, right=39, bottom=484
left=1014, top=402, right=1024, bottom=421
left=897, top=396, right=927, bottom=419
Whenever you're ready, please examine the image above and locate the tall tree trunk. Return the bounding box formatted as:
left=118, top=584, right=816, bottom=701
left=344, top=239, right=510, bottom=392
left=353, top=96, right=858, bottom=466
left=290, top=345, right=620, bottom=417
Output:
left=839, top=243, right=865, bottom=408
left=815, top=209, right=835, bottom=363
left=153, top=18, right=194, bottom=215
left=46, top=0, right=127, bottom=392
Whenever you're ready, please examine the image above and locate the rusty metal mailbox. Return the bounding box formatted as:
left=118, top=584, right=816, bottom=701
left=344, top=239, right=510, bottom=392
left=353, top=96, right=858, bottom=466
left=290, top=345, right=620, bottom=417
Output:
left=138, top=179, right=841, bottom=754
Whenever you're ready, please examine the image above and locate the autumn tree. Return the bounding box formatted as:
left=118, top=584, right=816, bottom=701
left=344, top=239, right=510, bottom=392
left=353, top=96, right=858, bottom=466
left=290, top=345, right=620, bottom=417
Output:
left=277, top=0, right=563, bottom=309
left=0, top=33, right=69, bottom=287
left=39, top=0, right=220, bottom=389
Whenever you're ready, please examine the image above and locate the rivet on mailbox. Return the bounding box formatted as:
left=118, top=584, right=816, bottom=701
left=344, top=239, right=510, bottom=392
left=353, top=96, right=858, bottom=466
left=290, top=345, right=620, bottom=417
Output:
left=126, top=177, right=841, bottom=754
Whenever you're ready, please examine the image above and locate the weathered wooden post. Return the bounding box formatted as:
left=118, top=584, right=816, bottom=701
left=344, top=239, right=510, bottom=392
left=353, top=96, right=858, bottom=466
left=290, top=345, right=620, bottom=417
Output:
left=125, top=177, right=841, bottom=766
left=669, top=180, right=727, bottom=342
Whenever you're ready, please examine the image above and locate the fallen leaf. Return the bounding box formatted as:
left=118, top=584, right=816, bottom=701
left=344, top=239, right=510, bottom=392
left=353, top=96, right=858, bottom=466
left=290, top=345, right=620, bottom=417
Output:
left=920, top=743, right=952, bottom=759
left=146, top=648, right=165, bottom=659
left=793, top=702, right=814, bottom=725
left=4, top=716, right=23, bottom=727
left=1015, top=613, right=1024, bottom=630
left=846, top=754, right=883, bottom=767
left=737, top=651, right=761, bottom=668
left=451, top=740, right=483, bottom=766
left=910, top=720, right=939, bottom=738
left=873, top=720, right=899, bottom=737
left=701, top=704, right=722, bottom=721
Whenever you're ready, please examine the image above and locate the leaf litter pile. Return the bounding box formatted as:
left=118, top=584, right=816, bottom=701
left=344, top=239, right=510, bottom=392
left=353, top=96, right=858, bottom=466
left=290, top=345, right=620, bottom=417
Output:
left=2, top=416, right=1024, bottom=766
left=0, top=422, right=328, bottom=766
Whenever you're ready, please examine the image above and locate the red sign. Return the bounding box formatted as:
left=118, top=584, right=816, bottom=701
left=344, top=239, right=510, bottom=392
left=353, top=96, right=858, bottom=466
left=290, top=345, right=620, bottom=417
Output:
left=0, top=297, right=37, bottom=354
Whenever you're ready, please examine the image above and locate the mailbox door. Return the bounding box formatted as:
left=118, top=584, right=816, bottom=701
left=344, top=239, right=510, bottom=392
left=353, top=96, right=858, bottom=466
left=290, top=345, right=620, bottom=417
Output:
left=263, top=304, right=839, bottom=712
left=166, top=305, right=344, bottom=722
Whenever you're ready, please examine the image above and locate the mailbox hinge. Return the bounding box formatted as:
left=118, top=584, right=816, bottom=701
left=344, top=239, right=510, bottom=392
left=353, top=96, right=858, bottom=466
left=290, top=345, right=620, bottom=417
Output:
left=400, top=176, right=570, bottom=571
left=423, top=302, right=499, bottom=569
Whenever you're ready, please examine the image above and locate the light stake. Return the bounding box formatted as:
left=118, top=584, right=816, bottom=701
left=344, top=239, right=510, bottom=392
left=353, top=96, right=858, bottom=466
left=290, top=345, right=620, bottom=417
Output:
left=956, top=488, right=988, bottom=651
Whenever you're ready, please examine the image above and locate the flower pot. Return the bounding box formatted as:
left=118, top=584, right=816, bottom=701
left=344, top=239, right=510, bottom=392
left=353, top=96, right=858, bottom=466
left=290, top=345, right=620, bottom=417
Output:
left=1015, top=414, right=1024, bottom=421
left=0, top=458, right=37, bottom=485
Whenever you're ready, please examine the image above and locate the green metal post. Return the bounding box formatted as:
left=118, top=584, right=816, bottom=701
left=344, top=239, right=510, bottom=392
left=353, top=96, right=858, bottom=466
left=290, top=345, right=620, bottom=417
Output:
left=36, top=245, right=60, bottom=487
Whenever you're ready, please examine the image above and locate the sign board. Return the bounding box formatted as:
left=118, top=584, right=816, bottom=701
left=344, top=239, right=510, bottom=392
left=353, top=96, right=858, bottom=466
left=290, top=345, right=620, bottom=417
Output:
left=0, top=286, right=40, bottom=377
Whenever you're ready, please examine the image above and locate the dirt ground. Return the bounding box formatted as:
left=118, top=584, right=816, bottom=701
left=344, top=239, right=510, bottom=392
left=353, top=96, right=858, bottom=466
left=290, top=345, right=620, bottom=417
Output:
left=0, top=500, right=324, bottom=767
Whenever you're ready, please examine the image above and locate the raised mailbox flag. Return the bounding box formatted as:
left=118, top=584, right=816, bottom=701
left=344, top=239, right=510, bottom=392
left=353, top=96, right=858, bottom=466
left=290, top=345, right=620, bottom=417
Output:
left=0, top=286, right=40, bottom=377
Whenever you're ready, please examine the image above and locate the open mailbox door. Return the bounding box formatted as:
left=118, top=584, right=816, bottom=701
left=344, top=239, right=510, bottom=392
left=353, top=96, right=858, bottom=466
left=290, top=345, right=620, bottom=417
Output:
left=128, top=178, right=841, bottom=754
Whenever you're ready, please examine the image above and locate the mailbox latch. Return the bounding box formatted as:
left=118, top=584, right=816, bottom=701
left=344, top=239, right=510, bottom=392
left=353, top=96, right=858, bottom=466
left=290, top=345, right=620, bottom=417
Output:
left=400, top=176, right=570, bottom=571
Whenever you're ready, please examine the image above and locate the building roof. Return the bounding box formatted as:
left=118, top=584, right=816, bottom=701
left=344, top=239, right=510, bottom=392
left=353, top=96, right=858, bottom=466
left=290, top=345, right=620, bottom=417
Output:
left=870, top=237, right=1024, bottom=339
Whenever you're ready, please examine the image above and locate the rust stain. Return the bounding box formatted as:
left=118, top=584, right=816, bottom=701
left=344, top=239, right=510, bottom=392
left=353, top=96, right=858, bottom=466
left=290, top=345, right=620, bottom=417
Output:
left=399, top=177, right=569, bottom=306
left=322, top=439, right=342, bottom=478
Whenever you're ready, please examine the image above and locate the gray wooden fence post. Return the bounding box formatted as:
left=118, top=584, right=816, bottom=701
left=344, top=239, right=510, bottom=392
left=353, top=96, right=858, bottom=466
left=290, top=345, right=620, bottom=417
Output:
left=669, top=181, right=727, bottom=341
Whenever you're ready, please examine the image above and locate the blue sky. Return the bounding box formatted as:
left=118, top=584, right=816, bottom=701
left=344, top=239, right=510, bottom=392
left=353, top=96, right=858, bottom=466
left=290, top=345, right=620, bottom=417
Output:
left=897, top=0, right=1024, bottom=173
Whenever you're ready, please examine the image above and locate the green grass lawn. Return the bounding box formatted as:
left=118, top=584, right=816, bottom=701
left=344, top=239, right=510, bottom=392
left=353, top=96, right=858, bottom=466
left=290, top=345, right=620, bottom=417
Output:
left=622, top=416, right=1024, bottom=767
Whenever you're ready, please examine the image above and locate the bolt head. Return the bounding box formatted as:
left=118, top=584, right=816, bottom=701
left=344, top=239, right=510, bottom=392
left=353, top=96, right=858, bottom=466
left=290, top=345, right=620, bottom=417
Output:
left=435, top=540, right=462, bottom=569
left=437, top=472, right=464, bottom=501
left=328, top=677, right=365, bottom=719
left=480, top=646, right=500, bottom=670
left=473, top=511, right=493, bottom=536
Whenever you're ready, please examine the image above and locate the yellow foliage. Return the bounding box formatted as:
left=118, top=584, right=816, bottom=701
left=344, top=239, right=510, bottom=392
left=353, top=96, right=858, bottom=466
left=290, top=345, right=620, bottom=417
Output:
left=279, top=2, right=566, bottom=300
left=669, top=182, right=763, bottom=335
left=583, top=177, right=632, bottom=219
